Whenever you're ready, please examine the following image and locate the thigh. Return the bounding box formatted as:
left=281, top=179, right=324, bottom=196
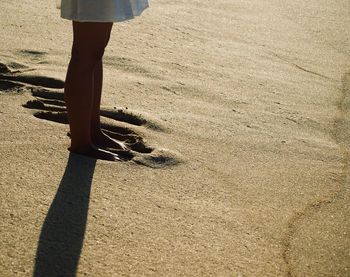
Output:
left=72, top=21, right=113, bottom=54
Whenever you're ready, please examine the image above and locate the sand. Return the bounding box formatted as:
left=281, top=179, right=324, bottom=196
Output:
left=0, top=0, right=349, bottom=276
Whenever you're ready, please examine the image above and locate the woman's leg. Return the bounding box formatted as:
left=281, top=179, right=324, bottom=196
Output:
left=90, top=59, right=127, bottom=150
left=90, top=60, right=103, bottom=132
left=64, top=21, right=120, bottom=161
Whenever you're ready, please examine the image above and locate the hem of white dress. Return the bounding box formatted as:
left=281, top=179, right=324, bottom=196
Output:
left=60, top=7, right=148, bottom=23
left=61, top=16, right=138, bottom=23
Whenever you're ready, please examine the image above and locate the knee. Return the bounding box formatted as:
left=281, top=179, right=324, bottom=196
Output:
left=70, top=45, right=105, bottom=69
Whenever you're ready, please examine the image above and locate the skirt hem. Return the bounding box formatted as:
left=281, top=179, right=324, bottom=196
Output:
left=60, top=1, right=148, bottom=23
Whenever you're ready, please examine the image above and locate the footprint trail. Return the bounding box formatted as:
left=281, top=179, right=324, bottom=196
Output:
left=0, top=58, right=180, bottom=167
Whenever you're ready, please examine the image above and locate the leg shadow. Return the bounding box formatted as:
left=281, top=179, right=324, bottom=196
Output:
left=33, top=153, right=96, bottom=277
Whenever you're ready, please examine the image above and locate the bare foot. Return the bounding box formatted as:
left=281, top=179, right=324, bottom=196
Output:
left=68, top=144, right=122, bottom=161
left=92, top=130, right=128, bottom=151
left=103, top=129, right=141, bottom=144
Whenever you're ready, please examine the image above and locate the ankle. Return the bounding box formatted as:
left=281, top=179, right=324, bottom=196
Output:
left=91, top=129, right=104, bottom=138
left=69, top=141, right=94, bottom=152
left=91, top=121, right=101, bottom=132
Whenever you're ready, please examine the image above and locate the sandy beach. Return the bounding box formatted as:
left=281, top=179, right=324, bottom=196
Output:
left=0, top=0, right=349, bottom=276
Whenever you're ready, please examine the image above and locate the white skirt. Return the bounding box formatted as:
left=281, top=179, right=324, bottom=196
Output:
left=59, top=0, right=149, bottom=22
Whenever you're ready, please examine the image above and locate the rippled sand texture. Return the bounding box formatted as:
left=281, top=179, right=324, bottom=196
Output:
left=0, top=0, right=349, bottom=276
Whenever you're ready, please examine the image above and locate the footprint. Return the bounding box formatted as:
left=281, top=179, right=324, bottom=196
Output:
left=0, top=62, right=64, bottom=90
left=31, top=87, right=65, bottom=101
left=2, top=74, right=64, bottom=89
left=19, top=49, right=47, bottom=57
left=100, top=108, right=147, bottom=126
left=0, top=73, right=64, bottom=89
left=0, top=79, right=25, bottom=91
left=133, top=149, right=182, bottom=168
left=23, top=98, right=155, bottom=155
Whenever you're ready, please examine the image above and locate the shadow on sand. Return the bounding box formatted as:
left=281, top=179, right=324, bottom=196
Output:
left=33, top=153, right=96, bottom=277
